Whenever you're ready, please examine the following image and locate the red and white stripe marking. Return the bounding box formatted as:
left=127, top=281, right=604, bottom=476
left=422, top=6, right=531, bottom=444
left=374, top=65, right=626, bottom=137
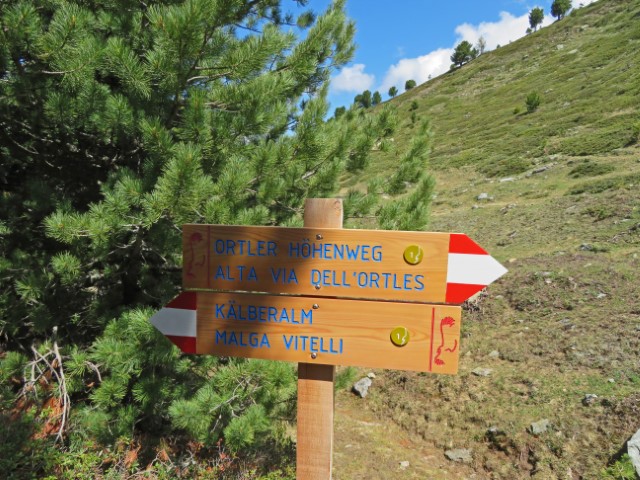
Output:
left=150, top=292, right=197, bottom=353
left=446, top=234, right=508, bottom=303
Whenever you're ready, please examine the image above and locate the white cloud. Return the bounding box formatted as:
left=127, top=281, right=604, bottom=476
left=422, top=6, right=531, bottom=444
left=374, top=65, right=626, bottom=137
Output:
left=331, top=64, right=375, bottom=93
left=376, top=1, right=600, bottom=97
left=454, top=11, right=529, bottom=50
left=378, top=5, right=563, bottom=94
left=379, top=49, right=452, bottom=93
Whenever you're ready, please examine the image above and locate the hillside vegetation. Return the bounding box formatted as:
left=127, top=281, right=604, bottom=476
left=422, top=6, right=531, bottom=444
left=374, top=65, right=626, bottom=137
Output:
left=335, top=0, right=640, bottom=478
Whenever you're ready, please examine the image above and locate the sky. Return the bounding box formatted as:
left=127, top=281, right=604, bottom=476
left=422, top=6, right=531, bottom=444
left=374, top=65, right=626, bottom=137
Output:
left=301, top=0, right=598, bottom=112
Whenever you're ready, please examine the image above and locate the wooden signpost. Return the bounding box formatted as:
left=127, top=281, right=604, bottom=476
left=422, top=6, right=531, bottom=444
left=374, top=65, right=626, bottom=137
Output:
left=182, top=224, right=507, bottom=304
left=149, top=198, right=507, bottom=479
left=151, top=291, right=462, bottom=374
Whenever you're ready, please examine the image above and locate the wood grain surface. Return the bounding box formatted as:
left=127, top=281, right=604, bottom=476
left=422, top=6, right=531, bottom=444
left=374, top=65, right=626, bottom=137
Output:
left=196, top=291, right=461, bottom=374
left=183, top=224, right=450, bottom=302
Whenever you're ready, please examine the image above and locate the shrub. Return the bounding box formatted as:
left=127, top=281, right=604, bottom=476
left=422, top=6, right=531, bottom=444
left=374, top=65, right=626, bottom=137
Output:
left=554, top=124, right=638, bottom=156
left=568, top=173, right=640, bottom=195
left=568, top=160, right=615, bottom=178
left=526, top=92, right=541, bottom=113
left=632, top=120, right=640, bottom=143
left=478, top=157, right=531, bottom=178
left=600, top=454, right=637, bottom=480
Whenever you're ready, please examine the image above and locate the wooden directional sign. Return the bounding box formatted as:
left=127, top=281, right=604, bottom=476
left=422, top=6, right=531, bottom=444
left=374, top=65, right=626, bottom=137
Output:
left=183, top=224, right=507, bottom=304
left=150, top=291, right=462, bottom=374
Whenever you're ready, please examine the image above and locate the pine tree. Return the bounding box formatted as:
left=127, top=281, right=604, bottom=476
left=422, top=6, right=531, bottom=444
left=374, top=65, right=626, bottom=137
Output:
left=529, top=7, right=545, bottom=32
left=0, top=0, right=434, bottom=471
left=551, top=0, right=572, bottom=20
left=451, top=40, right=478, bottom=67
left=356, top=89, right=372, bottom=108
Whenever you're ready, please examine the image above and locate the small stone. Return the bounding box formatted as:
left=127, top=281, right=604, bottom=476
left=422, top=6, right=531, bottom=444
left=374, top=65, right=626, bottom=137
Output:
left=532, top=165, right=551, bottom=175
left=529, top=419, right=551, bottom=435
left=557, top=44, right=565, bottom=50
left=501, top=204, right=517, bottom=213
left=628, top=428, right=640, bottom=477
left=608, top=378, right=615, bottom=383
left=477, top=192, right=494, bottom=201
left=445, top=448, right=473, bottom=463
left=367, top=372, right=376, bottom=379
left=472, top=367, right=493, bottom=377
left=488, top=350, right=500, bottom=359
left=399, top=461, right=410, bottom=469
left=487, top=426, right=505, bottom=439
left=499, top=177, right=515, bottom=183
left=596, top=293, right=607, bottom=299
left=559, top=318, right=575, bottom=330
left=568, top=49, right=578, bottom=54
left=352, top=377, right=372, bottom=398
left=472, top=204, right=479, bottom=209
left=582, top=394, right=598, bottom=406
left=580, top=243, right=594, bottom=251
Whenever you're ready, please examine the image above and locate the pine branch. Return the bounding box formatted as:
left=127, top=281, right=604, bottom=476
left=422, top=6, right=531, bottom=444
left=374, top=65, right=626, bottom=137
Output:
left=6, top=134, right=39, bottom=155
left=186, top=71, right=232, bottom=84
left=41, top=65, right=86, bottom=75
left=233, top=23, right=262, bottom=34
left=52, top=339, right=70, bottom=443
left=204, top=101, right=239, bottom=112
left=169, top=0, right=265, bottom=123
left=85, top=361, right=103, bottom=383
left=22, top=336, right=71, bottom=443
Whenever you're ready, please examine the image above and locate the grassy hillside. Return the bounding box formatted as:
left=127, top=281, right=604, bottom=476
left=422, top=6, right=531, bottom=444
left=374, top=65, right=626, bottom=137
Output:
left=335, top=0, right=640, bottom=478
left=346, top=0, right=640, bottom=186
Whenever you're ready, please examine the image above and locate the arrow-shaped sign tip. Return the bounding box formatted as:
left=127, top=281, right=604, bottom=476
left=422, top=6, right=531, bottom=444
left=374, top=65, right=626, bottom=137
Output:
left=447, top=235, right=508, bottom=303
left=150, top=292, right=197, bottom=354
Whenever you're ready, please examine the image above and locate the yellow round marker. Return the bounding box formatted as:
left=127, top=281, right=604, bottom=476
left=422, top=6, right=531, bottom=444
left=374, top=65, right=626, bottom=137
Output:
left=390, top=327, right=410, bottom=347
left=403, top=245, right=424, bottom=265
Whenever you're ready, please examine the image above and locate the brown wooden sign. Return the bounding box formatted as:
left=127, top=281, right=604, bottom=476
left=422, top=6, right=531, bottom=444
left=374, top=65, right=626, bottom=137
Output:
left=188, top=291, right=461, bottom=374
left=183, top=224, right=506, bottom=303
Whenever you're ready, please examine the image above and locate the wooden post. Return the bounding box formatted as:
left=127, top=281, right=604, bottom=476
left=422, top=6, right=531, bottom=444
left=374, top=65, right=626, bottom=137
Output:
left=296, top=198, right=342, bottom=480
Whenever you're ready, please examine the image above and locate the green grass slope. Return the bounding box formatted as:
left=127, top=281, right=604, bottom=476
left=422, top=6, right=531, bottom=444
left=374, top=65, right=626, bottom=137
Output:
left=374, top=0, right=640, bottom=178
left=335, top=0, right=640, bottom=478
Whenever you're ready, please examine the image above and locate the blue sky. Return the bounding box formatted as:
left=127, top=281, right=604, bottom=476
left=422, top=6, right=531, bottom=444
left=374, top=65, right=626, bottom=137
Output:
left=302, top=0, right=597, bottom=112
